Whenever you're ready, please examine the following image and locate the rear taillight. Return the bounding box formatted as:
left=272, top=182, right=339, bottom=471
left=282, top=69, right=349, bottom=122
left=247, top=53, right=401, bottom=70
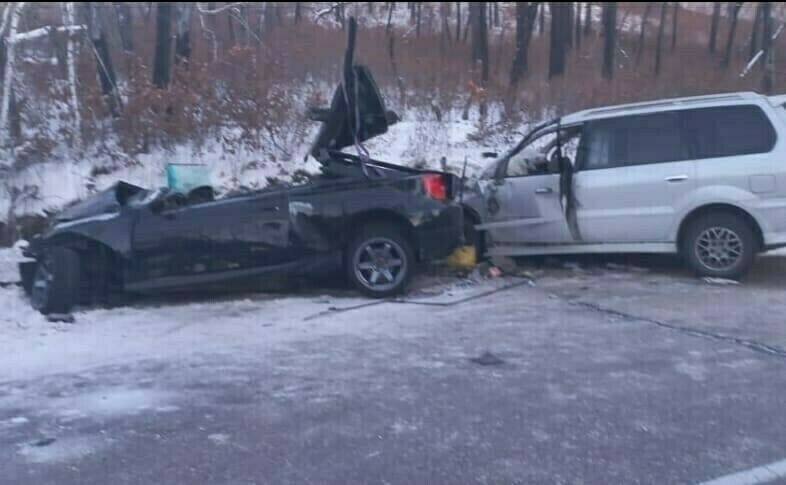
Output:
left=422, top=174, right=447, bottom=200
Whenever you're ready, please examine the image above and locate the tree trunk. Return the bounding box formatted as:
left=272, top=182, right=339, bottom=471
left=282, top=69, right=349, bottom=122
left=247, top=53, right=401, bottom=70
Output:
left=87, top=3, right=121, bottom=115
left=440, top=2, right=451, bottom=51
left=0, top=2, right=23, bottom=152
left=455, top=2, right=461, bottom=42
left=549, top=3, right=568, bottom=78
left=386, top=2, right=395, bottom=33
left=470, top=2, right=489, bottom=85
left=762, top=2, right=773, bottom=92
left=113, top=2, right=133, bottom=52
left=62, top=2, right=82, bottom=153
left=709, top=2, right=720, bottom=53
left=670, top=2, right=678, bottom=51
left=493, top=2, right=499, bottom=27
left=583, top=2, right=591, bottom=35
left=175, top=2, right=193, bottom=66
left=153, top=2, right=173, bottom=88
left=575, top=2, right=582, bottom=50
left=565, top=2, right=573, bottom=48
left=655, top=1, right=667, bottom=75
left=538, top=2, right=545, bottom=35
left=416, top=2, right=422, bottom=37
left=294, top=2, right=301, bottom=24
left=749, top=3, right=762, bottom=61
left=463, top=3, right=471, bottom=42
left=721, top=2, right=741, bottom=68
left=635, top=2, right=653, bottom=66
left=601, top=2, right=616, bottom=79
left=388, top=35, right=406, bottom=106
left=510, top=2, right=538, bottom=85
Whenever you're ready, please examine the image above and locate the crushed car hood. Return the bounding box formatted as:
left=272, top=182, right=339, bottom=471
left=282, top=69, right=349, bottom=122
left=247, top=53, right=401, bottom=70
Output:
left=55, top=181, right=144, bottom=222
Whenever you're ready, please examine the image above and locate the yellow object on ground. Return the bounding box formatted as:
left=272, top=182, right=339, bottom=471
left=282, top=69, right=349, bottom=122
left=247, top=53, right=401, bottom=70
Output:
left=445, top=245, right=477, bottom=268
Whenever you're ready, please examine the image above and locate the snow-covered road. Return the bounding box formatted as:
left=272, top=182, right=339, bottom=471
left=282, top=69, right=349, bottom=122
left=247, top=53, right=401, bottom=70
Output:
left=4, top=251, right=786, bottom=484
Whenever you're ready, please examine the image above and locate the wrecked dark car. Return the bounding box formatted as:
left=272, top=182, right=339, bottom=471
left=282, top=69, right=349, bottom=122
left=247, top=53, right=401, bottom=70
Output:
left=19, top=20, right=463, bottom=314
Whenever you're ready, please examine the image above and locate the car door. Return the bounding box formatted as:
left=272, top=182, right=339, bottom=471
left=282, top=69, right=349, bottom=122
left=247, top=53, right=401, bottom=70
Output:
left=479, top=140, right=573, bottom=246
left=131, top=191, right=290, bottom=282
left=573, top=110, right=697, bottom=243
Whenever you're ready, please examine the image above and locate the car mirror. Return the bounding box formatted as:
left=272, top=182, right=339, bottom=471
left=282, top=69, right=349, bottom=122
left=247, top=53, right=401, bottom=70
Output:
left=482, top=151, right=498, bottom=159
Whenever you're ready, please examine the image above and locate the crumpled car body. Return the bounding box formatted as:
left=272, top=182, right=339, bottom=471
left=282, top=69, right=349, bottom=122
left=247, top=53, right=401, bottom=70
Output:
left=20, top=18, right=463, bottom=313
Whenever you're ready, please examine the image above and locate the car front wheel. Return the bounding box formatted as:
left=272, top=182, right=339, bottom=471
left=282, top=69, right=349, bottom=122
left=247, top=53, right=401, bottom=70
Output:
left=682, top=212, right=756, bottom=280
left=347, top=222, right=414, bottom=298
left=30, top=247, right=81, bottom=315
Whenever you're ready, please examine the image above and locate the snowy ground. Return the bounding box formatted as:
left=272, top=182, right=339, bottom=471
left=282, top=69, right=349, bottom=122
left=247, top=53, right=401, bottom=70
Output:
left=4, top=252, right=786, bottom=483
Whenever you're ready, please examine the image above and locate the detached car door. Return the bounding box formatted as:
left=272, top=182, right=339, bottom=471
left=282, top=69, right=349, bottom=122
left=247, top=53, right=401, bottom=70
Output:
left=130, top=191, right=290, bottom=285
left=479, top=150, right=573, bottom=248
left=573, top=110, right=696, bottom=243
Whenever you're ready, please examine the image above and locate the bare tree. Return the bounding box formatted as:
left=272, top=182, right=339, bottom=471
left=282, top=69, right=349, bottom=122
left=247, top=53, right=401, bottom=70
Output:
left=493, top=2, right=499, bottom=27
left=455, top=2, right=461, bottom=42
left=510, top=2, right=538, bottom=85
left=655, top=1, right=667, bottom=74
left=62, top=2, right=81, bottom=153
left=294, top=3, right=301, bottom=24
left=762, top=1, right=773, bottom=92
left=470, top=2, right=489, bottom=85
left=748, top=3, right=762, bottom=60
left=440, top=2, right=451, bottom=51
left=113, top=2, right=133, bottom=52
left=635, top=2, right=653, bottom=65
left=0, top=2, right=24, bottom=152
left=721, top=2, right=742, bottom=68
left=601, top=2, right=616, bottom=79
left=549, top=3, right=569, bottom=78
left=538, top=3, right=545, bottom=35
left=670, top=2, right=679, bottom=51
left=575, top=2, right=582, bottom=50
left=565, top=2, right=573, bottom=48
left=175, top=2, right=193, bottom=66
left=709, top=2, right=720, bottom=53
left=386, top=2, right=394, bottom=33
left=583, top=2, right=591, bottom=35
left=153, top=2, right=173, bottom=88
left=415, top=2, right=422, bottom=37
left=86, top=2, right=121, bottom=115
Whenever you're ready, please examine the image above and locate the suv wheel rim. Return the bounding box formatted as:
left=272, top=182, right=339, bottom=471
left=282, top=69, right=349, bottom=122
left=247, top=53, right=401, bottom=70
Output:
left=353, top=237, right=407, bottom=292
left=31, top=259, right=52, bottom=310
left=695, top=226, right=743, bottom=271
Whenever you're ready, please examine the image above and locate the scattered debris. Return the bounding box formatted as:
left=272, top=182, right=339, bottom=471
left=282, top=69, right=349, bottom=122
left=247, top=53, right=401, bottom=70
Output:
left=208, top=433, right=230, bottom=445
left=32, top=437, right=56, bottom=447
left=487, top=266, right=503, bottom=278
left=469, top=351, right=506, bottom=366
left=47, top=313, right=75, bottom=324
left=562, top=261, right=583, bottom=271
left=489, top=255, right=518, bottom=274
left=702, top=277, right=740, bottom=286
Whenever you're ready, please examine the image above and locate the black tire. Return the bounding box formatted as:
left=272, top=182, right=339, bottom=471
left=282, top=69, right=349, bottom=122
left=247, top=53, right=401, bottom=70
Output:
left=30, top=247, right=81, bottom=315
left=346, top=222, right=415, bottom=298
left=681, top=212, right=756, bottom=280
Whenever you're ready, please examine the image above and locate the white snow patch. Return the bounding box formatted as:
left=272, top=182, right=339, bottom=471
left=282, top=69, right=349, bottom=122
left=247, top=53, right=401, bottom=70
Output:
left=674, top=362, right=708, bottom=382
left=48, top=387, right=175, bottom=418
left=207, top=433, right=231, bottom=445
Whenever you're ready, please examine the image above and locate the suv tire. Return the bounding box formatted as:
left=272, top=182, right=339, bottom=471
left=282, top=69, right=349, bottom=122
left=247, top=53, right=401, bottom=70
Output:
left=681, top=212, right=756, bottom=280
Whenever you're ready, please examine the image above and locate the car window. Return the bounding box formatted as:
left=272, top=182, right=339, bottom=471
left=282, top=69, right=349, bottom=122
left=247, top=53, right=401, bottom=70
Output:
left=580, top=111, right=688, bottom=170
left=506, top=129, right=581, bottom=177
left=684, top=105, right=776, bottom=159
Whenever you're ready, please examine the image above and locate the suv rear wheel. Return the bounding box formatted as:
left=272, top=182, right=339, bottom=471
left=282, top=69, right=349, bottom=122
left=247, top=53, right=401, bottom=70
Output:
left=681, top=212, right=756, bottom=280
left=346, top=222, right=414, bottom=298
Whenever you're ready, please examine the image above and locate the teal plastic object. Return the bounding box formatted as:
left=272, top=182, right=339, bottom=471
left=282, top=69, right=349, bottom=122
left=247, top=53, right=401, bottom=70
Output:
left=165, top=163, right=211, bottom=193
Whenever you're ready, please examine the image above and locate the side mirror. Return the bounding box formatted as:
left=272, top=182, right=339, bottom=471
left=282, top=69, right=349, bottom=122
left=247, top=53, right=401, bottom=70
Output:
left=482, top=151, right=498, bottom=159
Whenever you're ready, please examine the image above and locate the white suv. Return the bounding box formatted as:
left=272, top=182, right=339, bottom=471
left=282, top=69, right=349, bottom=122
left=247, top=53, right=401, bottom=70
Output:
left=466, top=91, right=786, bottom=279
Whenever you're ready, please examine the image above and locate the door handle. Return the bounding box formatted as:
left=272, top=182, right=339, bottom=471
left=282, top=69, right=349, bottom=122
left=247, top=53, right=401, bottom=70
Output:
left=535, top=187, right=553, bottom=194
left=665, top=175, right=688, bottom=182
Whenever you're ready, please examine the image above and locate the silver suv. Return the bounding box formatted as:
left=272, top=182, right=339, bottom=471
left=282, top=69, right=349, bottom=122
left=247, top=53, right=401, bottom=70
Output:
left=466, top=92, right=786, bottom=279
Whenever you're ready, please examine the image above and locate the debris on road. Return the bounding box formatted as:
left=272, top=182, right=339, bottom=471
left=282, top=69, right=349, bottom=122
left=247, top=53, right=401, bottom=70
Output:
left=702, top=277, right=740, bottom=286
left=469, top=351, right=506, bottom=366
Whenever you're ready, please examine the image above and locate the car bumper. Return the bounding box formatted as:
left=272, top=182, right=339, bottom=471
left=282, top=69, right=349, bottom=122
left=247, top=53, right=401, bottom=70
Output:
left=414, top=204, right=464, bottom=261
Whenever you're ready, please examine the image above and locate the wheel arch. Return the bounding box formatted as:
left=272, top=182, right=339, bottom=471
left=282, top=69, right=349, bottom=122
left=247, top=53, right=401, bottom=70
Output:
left=347, top=209, right=418, bottom=257
left=676, top=203, right=765, bottom=252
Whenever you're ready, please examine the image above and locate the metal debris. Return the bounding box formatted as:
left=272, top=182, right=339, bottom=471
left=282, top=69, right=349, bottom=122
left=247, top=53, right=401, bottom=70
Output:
left=469, top=351, right=506, bottom=366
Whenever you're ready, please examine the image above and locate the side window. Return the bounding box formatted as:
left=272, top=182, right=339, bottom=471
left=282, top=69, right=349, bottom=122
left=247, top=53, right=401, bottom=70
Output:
left=685, top=105, right=776, bottom=159
left=506, top=129, right=582, bottom=177
left=580, top=112, right=688, bottom=170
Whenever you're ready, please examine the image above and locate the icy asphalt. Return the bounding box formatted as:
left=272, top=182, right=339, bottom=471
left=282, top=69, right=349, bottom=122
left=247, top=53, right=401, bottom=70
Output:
left=3, top=254, right=786, bottom=484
